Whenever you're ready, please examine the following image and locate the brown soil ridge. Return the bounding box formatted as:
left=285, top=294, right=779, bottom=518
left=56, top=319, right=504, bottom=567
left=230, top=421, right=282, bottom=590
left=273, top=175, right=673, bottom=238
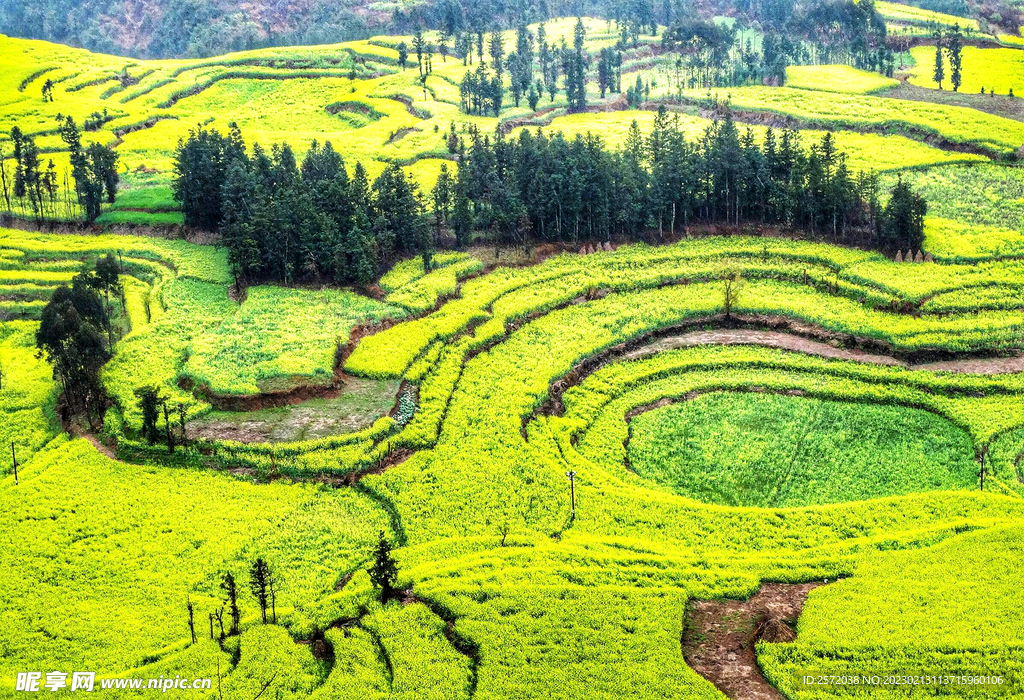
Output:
left=531, top=315, right=1024, bottom=432
left=683, top=582, right=824, bottom=700
left=626, top=328, right=1024, bottom=374
left=199, top=377, right=343, bottom=413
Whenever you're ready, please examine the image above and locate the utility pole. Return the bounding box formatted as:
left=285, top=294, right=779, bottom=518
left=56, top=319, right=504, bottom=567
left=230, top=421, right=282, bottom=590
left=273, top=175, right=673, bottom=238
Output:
left=11, top=442, right=17, bottom=485
left=566, top=470, right=577, bottom=520
left=187, top=597, right=196, bottom=645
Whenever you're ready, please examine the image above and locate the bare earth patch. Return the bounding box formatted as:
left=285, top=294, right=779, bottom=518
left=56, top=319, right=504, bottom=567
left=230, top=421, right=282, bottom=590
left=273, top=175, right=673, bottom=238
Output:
left=683, top=582, right=824, bottom=700
left=187, top=376, right=400, bottom=443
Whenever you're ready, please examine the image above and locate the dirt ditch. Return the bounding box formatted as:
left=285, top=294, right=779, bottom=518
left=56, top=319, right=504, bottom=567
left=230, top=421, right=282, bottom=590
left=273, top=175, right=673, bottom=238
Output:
left=386, top=126, right=420, bottom=145
left=197, top=378, right=344, bottom=413
left=682, top=582, right=826, bottom=700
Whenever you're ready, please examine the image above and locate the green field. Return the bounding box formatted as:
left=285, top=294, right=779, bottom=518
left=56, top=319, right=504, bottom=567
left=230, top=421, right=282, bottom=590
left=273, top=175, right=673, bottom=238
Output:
left=876, top=0, right=980, bottom=30
left=182, top=286, right=403, bottom=395
left=627, top=393, right=978, bottom=507
left=679, top=84, right=1024, bottom=154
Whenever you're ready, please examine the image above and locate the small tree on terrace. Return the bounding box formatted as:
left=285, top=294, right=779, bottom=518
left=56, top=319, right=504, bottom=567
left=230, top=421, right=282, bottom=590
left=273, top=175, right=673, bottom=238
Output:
left=249, top=558, right=272, bottom=624
left=134, top=386, right=162, bottom=445
left=932, top=31, right=945, bottom=89
left=186, top=597, right=196, bottom=645
left=221, top=571, right=241, bottom=635
left=37, top=281, right=111, bottom=419
left=946, top=24, right=963, bottom=92
left=367, top=530, right=399, bottom=601
left=267, top=567, right=279, bottom=624
left=722, top=268, right=743, bottom=320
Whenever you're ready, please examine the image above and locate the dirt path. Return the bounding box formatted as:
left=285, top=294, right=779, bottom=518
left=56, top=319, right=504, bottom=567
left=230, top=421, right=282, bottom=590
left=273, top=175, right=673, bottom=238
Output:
left=683, top=582, right=823, bottom=700
left=625, top=329, right=1024, bottom=374
left=915, top=356, right=1024, bottom=374
left=80, top=432, right=118, bottom=460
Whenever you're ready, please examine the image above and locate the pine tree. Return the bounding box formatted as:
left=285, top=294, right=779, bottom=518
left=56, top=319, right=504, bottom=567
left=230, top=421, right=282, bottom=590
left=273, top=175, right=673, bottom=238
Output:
left=59, top=117, right=106, bottom=222
left=220, top=572, right=241, bottom=636
left=567, top=52, right=587, bottom=112
left=946, top=25, right=963, bottom=92
left=413, top=28, right=425, bottom=77
left=597, top=48, right=612, bottom=98
left=431, top=163, right=453, bottom=228
left=367, top=531, right=399, bottom=601
left=880, top=177, right=927, bottom=253
left=489, top=29, right=505, bottom=77
left=346, top=208, right=377, bottom=284
left=932, top=31, right=945, bottom=90
left=574, top=16, right=586, bottom=52
left=249, top=558, right=271, bottom=624
left=439, top=29, right=450, bottom=62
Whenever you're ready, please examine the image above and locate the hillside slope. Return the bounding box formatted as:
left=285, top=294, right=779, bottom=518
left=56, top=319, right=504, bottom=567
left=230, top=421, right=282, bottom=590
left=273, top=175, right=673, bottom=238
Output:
left=0, top=0, right=410, bottom=58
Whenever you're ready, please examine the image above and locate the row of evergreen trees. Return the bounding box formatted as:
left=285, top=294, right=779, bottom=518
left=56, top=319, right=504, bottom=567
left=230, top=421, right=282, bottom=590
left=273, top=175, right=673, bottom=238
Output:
left=931, top=25, right=964, bottom=92
left=174, top=114, right=924, bottom=288
left=455, top=105, right=925, bottom=250
left=452, top=7, right=892, bottom=119
left=172, top=125, right=432, bottom=286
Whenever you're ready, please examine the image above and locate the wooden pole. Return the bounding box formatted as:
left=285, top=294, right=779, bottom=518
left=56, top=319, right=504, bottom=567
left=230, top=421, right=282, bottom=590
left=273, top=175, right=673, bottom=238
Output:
left=566, top=470, right=576, bottom=520
left=570, top=477, right=575, bottom=518
left=11, top=442, right=16, bottom=485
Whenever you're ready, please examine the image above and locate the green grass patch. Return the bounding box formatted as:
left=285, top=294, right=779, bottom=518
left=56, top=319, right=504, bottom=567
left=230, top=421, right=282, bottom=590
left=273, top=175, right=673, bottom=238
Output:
left=627, top=392, right=978, bottom=507
left=182, top=286, right=405, bottom=396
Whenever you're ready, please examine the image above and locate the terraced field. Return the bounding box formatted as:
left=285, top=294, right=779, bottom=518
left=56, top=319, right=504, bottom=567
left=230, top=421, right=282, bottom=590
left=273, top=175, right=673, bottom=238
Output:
left=5, top=6, right=1024, bottom=698
left=3, top=12, right=1024, bottom=222
left=4, top=215, right=1024, bottom=696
